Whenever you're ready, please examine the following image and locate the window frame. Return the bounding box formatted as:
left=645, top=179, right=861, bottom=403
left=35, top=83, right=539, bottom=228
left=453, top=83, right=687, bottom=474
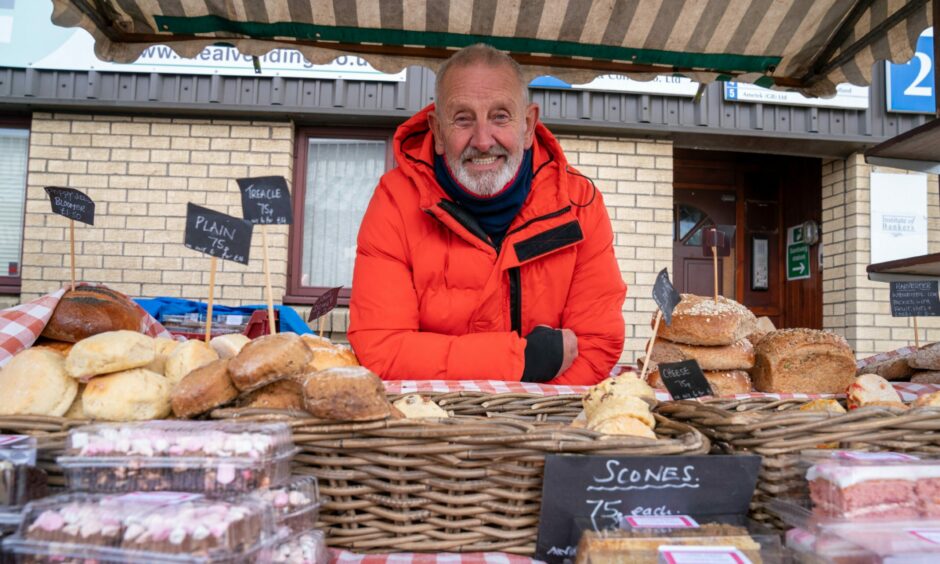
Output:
left=0, top=115, right=31, bottom=295
left=285, top=126, right=395, bottom=306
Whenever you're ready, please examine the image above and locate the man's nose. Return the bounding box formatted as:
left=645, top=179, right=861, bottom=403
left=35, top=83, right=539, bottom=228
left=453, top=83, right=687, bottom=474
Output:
left=469, top=122, right=496, bottom=153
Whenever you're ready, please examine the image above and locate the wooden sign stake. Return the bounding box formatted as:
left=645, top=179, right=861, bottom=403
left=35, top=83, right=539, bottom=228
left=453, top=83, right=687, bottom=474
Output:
left=712, top=245, right=719, bottom=302
left=205, top=256, right=217, bottom=343
left=69, top=219, right=76, bottom=291
left=914, top=316, right=921, bottom=348
left=639, top=309, right=663, bottom=382
left=260, top=225, right=277, bottom=335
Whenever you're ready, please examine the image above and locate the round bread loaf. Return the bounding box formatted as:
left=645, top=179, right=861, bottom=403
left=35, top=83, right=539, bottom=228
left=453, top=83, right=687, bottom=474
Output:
left=65, top=330, right=156, bottom=381
left=590, top=414, right=657, bottom=439
left=171, top=359, right=238, bottom=418
left=0, top=348, right=77, bottom=416
left=83, top=368, right=171, bottom=421
left=238, top=379, right=305, bottom=411
left=582, top=374, right=656, bottom=420
left=648, top=338, right=755, bottom=370
left=654, top=294, right=757, bottom=346
left=229, top=333, right=313, bottom=392
left=209, top=334, right=251, bottom=360
left=911, top=371, right=940, bottom=384
left=647, top=369, right=752, bottom=397
left=303, top=366, right=392, bottom=421
left=751, top=329, right=855, bottom=394
left=907, top=343, right=940, bottom=370
left=164, top=339, right=219, bottom=386
left=392, top=394, right=449, bottom=419
left=41, top=287, right=143, bottom=343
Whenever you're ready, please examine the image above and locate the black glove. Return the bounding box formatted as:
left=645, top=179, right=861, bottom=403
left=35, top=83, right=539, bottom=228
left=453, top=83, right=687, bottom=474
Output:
left=520, top=326, right=563, bottom=383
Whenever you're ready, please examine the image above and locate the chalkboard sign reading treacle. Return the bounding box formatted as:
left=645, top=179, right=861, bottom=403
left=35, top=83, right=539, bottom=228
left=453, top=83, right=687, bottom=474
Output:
left=184, top=203, right=253, bottom=265
left=890, top=280, right=940, bottom=317
left=237, top=176, right=293, bottom=225
left=658, top=359, right=713, bottom=400
left=44, top=187, right=95, bottom=225
left=652, top=268, right=682, bottom=325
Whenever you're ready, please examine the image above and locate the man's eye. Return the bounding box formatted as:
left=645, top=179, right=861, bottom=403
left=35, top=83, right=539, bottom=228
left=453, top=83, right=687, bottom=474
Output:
left=493, top=113, right=511, bottom=123
left=454, top=116, right=472, bottom=126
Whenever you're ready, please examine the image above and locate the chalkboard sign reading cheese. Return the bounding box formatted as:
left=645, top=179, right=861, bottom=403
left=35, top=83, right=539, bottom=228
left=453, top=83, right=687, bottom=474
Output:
left=653, top=268, right=681, bottom=326
left=44, top=187, right=95, bottom=225
left=184, top=203, right=253, bottom=265
left=658, top=360, right=713, bottom=400
left=237, top=176, right=293, bottom=225
left=890, top=281, right=940, bottom=317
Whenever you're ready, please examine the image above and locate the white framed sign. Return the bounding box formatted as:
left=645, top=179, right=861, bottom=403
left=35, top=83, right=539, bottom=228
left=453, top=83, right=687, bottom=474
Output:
left=870, top=172, right=928, bottom=263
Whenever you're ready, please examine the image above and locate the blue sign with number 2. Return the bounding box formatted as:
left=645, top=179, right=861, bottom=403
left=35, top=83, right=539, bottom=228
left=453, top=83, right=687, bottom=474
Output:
left=886, top=30, right=935, bottom=114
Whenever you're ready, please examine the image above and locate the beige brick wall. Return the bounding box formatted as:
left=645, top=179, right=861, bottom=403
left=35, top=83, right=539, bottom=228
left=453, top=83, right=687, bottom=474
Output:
left=21, top=113, right=294, bottom=306
left=822, top=153, right=940, bottom=358
left=557, top=135, right=674, bottom=364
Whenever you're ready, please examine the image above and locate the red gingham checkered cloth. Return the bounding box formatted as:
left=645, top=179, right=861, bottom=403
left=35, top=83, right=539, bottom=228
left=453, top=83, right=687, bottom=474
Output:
left=331, top=549, right=542, bottom=564
left=0, top=285, right=172, bottom=368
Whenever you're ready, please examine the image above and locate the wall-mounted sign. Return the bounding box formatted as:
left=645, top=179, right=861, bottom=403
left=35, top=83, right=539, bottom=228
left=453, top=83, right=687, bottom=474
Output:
left=530, top=74, right=700, bottom=97
left=886, top=28, right=935, bottom=114
left=723, top=81, right=869, bottom=110
left=870, top=172, right=928, bottom=264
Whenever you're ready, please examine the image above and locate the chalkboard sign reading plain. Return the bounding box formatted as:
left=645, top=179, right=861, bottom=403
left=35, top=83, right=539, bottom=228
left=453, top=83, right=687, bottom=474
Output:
left=237, top=176, right=293, bottom=225
left=652, top=268, right=682, bottom=325
left=44, top=187, right=95, bottom=225
left=890, top=281, right=940, bottom=317
left=658, top=359, right=713, bottom=400
left=184, top=203, right=254, bottom=265
left=535, top=454, right=761, bottom=563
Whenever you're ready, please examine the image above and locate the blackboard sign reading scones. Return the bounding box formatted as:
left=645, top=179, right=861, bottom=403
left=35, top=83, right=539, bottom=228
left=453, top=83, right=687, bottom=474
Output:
left=237, top=176, right=293, bottom=225
left=890, top=281, right=940, bottom=317
left=44, top=187, right=95, bottom=225
left=184, top=203, right=253, bottom=265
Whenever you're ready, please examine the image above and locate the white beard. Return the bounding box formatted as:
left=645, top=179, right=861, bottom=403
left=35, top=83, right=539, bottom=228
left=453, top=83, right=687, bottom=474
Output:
left=448, top=145, right=523, bottom=197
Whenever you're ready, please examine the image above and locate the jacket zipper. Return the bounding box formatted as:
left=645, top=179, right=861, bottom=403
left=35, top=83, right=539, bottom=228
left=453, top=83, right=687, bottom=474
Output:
left=509, top=267, right=522, bottom=335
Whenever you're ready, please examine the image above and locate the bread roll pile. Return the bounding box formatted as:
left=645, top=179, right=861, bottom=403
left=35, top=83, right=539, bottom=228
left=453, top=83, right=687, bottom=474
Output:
left=581, top=374, right=658, bottom=439
left=643, top=294, right=756, bottom=396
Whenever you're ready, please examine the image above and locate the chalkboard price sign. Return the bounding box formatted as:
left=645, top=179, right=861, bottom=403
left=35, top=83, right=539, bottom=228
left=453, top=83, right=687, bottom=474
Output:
left=890, top=281, right=940, bottom=317
left=44, top=187, right=95, bottom=225
left=184, top=203, right=254, bottom=265
left=535, top=455, right=761, bottom=563
left=307, top=286, right=343, bottom=321
left=652, top=268, right=682, bottom=325
left=658, top=359, right=713, bottom=400
left=237, top=176, right=293, bottom=225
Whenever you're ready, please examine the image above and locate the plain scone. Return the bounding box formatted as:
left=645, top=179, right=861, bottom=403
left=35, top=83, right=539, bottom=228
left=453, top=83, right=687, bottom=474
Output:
left=65, top=330, right=156, bottom=380
left=164, top=339, right=219, bottom=386
left=654, top=294, right=757, bottom=346
left=210, top=334, right=251, bottom=359
left=303, top=366, right=392, bottom=421
left=751, top=328, right=856, bottom=394
left=229, top=333, right=313, bottom=392
left=648, top=338, right=755, bottom=370
left=0, top=348, right=77, bottom=416
left=82, top=368, right=171, bottom=420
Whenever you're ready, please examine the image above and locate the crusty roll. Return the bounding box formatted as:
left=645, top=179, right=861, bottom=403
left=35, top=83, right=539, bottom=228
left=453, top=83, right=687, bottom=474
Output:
left=65, top=330, right=156, bottom=381
left=171, top=359, right=238, bottom=418
left=41, top=286, right=143, bottom=343
left=303, top=366, right=392, bottom=421
left=82, top=368, right=171, bottom=421
left=229, top=333, right=313, bottom=392
left=857, top=355, right=915, bottom=381
left=648, top=338, right=754, bottom=370
left=238, top=378, right=306, bottom=411
left=654, top=294, right=757, bottom=346
left=908, top=343, right=940, bottom=370
left=750, top=329, right=856, bottom=394
left=647, top=369, right=752, bottom=396
left=0, top=348, right=77, bottom=416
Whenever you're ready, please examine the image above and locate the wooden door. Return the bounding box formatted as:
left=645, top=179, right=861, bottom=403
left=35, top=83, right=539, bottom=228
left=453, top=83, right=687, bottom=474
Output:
left=673, top=189, right=737, bottom=298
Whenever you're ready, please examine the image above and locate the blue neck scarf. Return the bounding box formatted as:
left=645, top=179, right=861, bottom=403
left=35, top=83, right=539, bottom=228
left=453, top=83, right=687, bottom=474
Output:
left=434, top=148, right=534, bottom=247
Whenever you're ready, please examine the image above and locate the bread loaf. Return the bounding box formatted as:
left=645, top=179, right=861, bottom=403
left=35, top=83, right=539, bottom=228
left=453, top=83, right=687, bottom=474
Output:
left=0, top=348, right=77, bottom=416
left=648, top=338, right=754, bottom=370
left=654, top=294, right=756, bottom=346
left=65, top=330, right=156, bottom=381
left=911, top=371, right=940, bottom=384
left=164, top=340, right=219, bottom=386
left=41, top=287, right=143, bottom=342
left=82, top=368, right=171, bottom=421
left=646, top=369, right=752, bottom=396
left=303, top=367, right=392, bottom=421
left=229, top=333, right=313, bottom=392
left=858, top=355, right=915, bottom=381
left=750, top=329, right=856, bottom=394
left=170, top=359, right=238, bottom=418
left=238, top=379, right=305, bottom=411
left=908, top=343, right=940, bottom=370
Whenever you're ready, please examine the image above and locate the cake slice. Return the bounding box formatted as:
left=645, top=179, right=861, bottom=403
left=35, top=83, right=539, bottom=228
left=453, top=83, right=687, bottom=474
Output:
left=807, top=460, right=940, bottom=519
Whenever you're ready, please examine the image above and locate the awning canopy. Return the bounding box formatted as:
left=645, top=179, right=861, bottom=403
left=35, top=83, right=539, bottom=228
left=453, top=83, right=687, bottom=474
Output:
left=52, top=0, right=932, bottom=97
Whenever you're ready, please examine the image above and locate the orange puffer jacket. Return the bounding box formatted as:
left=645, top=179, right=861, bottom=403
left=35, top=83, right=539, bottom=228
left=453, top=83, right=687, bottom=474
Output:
left=348, top=104, right=627, bottom=385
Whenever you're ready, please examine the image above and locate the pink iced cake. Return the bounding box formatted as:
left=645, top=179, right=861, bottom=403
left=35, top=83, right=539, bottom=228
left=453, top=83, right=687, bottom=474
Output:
left=808, top=460, right=940, bottom=520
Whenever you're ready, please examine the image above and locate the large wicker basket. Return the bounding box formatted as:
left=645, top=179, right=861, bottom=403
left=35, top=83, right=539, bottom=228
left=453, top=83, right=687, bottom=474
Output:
left=657, top=398, right=940, bottom=528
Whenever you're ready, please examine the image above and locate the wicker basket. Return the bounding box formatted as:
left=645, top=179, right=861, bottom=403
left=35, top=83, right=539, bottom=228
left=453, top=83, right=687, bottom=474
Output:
left=657, top=398, right=940, bottom=528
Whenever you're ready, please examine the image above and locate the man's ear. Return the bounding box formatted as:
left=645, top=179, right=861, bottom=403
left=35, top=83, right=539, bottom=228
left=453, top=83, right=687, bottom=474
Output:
left=427, top=109, right=445, bottom=155
left=523, top=102, right=540, bottom=150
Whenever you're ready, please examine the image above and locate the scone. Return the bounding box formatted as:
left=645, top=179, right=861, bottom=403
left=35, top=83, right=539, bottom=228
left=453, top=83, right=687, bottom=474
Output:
left=210, top=334, right=251, bottom=359
left=846, top=374, right=905, bottom=410
left=303, top=366, right=393, bottom=421
left=799, top=399, right=847, bottom=414
left=300, top=334, right=335, bottom=351
left=307, top=347, right=359, bottom=372
left=63, top=384, right=87, bottom=419
left=238, top=379, right=306, bottom=410
left=229, top=333, right=313, bottom=392
left=587, top=395, right=655, bottom=429
left=82, top=368, right=171, bottom=421
left=583, top=374, right=656, bottom=420
left=164, top=339, right=219, bottom=386
left=145, top=337, right=180, bottom=375
left=590, top=414, right=657, bottom=439
left=0, top=348, right=77, bottom=416
left=913, top=391, right=940, bottom=408
left=392, top=394, right=449, bottom=418
left=65, top=330, right=156, bottom=380
left=171, top=359, right=239, bottom=418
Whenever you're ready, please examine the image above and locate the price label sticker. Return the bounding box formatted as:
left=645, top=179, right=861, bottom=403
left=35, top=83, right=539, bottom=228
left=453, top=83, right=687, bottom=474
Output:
left=658, top=546, right=752, bottom=564
left=623, top=515, right=699, bottom=529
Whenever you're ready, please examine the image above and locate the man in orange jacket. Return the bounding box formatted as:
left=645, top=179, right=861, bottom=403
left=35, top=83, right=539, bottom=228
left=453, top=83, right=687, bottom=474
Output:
left=348, top=44, right=626, bottom=386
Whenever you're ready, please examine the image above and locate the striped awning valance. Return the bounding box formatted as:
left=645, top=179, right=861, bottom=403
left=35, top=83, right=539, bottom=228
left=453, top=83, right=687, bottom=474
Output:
left=51, top=0, right=933, bottom=97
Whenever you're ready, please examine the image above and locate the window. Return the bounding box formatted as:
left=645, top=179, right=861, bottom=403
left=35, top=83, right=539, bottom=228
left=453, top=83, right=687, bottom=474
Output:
left=0, top=120, right=29, bottom=294
left=287, top=128, right=393, bottom=304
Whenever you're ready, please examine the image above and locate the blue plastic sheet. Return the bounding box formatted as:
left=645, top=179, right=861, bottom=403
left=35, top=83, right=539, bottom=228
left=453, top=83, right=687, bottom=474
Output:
left=134, top=297, right=312, bottom=335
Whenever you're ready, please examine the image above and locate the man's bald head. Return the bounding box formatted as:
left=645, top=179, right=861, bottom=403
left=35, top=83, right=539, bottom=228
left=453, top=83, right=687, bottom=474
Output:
left=434, top=44, right=528, bottom=108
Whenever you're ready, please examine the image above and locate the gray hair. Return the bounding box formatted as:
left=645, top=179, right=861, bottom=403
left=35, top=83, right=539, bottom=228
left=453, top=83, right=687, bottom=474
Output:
left=434, top=43, right=529, bottom=107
